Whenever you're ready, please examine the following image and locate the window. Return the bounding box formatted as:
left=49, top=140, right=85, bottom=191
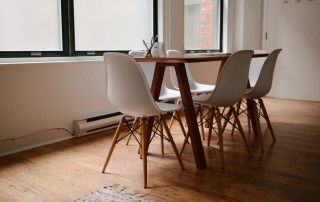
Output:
left=0, top=0, right=68, bottom=57
left=72, top=0, right=154, bottom=55
left=0, top=0, right=157, bottom=57
left=184, top=0, right=223, bottom=53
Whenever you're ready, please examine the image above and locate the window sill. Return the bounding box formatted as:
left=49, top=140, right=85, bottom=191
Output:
left=0, top=56, right=103, bottom=65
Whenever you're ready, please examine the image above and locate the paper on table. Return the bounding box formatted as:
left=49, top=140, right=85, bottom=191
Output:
left=151, top=42, right=166, bottom=57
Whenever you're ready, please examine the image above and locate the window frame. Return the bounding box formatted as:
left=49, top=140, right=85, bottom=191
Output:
left=0, top=0, right=158, bottom=58
left=184, top=0, right=223, bottom=54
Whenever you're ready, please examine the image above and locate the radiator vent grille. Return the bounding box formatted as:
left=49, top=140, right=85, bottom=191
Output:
left=74, top=112, right=122, bottom=137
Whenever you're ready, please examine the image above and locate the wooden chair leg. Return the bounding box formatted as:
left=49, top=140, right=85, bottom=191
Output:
left=231, top=99, right=252, bottom=135
left=197, top=105, right=205, bottom=140
left=241, top=99, right=251, bottom=135
left=230, top=116, right=237, bottom=136
left=169, top=100, right=182, bottom=130
left=216, top=108, right=232, bottom=146
left=175, top=110, right=188, bottom=141
left=207, top=107, right=215, bottom=146
left=140, top=117, right=148, bottom=188
left=221, top=107, right=232, bottom=134
left=233, top=108, right=252, bottom=157
left=168, top=111, right=177, bottom=130
left=179, top=132, right=189, bottom=156
left=139, top=118, right=143, bottom=159
left=161, top=115, right=185, bottom=170
left=126, top=117, right=139, bottom=145
left=124, top=117, right=143, bottom=158
left=159, top=115, right=164, bottom=155
left=247, top=100, right=251, bottom=135
left=253, top=100, right=264, bottom=152
left=194, top=104, right=204, bottom=140
left=216, top=109, right=225, bottom=169
left=231, top=101, right=241, bottom=135
left=102, top=116, right=125, bottom=173
left=126, top=134, right=132, bottom=145
left=259, top=98, right=276, bottom=142
left=179, top=105, right=196, bottom=155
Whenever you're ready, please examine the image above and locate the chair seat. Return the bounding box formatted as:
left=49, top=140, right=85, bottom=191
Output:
left=244, top=88, right=253, bottom=95
left=102, top=52, right=185, bottom=188
left=167, top=50, right=215, bottom=95
left=244, top=87, right=259, bottom=99
left=180, top=50, right=254, bottom=169
left=155, top=101, right=184, bottom=112
left=191, top=83, right=215, bottom=94
left=159, top=87, right=181, bottom=101
left=232, top=49, right=282, bottom=152
left=192, top=94, right=211, bottom=104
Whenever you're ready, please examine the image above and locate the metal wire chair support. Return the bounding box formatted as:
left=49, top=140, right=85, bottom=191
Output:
left=197, top=104, right=240, bottom=135
left=149, top=116, right=170, bottom=143
left=116, top=116, right=142, bottom=148
left=120, top=115, right=173, bottom=149
left=232, top=99, right=268, bottom=133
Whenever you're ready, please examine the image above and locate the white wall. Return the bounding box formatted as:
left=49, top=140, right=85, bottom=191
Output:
left=227, top=0, right=320, bottom=101
left=223, top=0, right=263, bottom=52
left=162, top=0, right=184, bottom=52
left=264, top=0, right=320, bottom=101
left=0, top=58, right=117, bottom=156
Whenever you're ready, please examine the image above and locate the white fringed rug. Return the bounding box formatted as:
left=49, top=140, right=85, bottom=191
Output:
left=73, top=186, right=152, bottom=202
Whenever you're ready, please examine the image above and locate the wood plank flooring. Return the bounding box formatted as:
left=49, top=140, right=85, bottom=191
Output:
left=0, top=98, right=320, bottom=202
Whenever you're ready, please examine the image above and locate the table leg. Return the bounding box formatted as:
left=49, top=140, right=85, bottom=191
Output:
left=175, top=63, right=207, bottom=169
left=246, top=98, right=259, bottom=136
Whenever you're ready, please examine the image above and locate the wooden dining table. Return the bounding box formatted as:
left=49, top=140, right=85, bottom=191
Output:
left=134, top=52, right=268, bottom=169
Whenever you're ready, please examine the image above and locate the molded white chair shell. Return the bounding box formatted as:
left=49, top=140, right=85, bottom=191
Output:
left=243, top=49, right=282, bottom=152
left=129, top=50, right=181, bottom=101
left=128, top=50, right=186, bottom=147
left=245, top=49, right=282, bottom=99
left=127, top=50, right=186, bottom=150
left=105, top=52, right=179, bottom=117
left=166, top=50, right=215, bottom=94
left=102, top=52, right=185, bottom=188
left=193, top=50, right=254, bottom=107
left=248, top=50, right=268, bottom=87
left=186, top=50, right=254, bottom=169
left=231, top=49, right=282, bottom=153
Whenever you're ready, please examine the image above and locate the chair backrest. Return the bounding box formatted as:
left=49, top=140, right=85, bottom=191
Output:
left=129, top=50, right=180, bottom=101
left=103, top=52, right=161, bottom=117
left=249, top=50, right=268, bottom=87
left=166, top=50, right=198, bottom=90
left=206, top=50, right=254, bottom=107
left=246, top=49, right=282, bottom=99
left=128, top=50, right=155, bottom=86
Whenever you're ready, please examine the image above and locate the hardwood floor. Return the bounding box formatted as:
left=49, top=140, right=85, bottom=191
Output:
left=0, top=98, right=319, bottom=202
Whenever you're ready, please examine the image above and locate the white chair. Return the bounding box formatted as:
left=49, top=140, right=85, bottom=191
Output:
left=180, top=50, right=254, bottom=169
left=249, top=50, right=268, bottom=87
left=233, top=49, right=282, bottom=152
left=101, top=52, right=184, bottom=188
left=166, top=50, right=215, bottom=137
left=128, top=50, right=181, bottom=102
left=166, top=50, right=215, bottom=94
left=231, top=50, right=268, bottom=136
left=127, top=51, right=187, bottom=152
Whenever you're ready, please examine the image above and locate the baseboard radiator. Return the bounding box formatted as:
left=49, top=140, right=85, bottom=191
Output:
left=74, top=112, right=123, bottom=137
